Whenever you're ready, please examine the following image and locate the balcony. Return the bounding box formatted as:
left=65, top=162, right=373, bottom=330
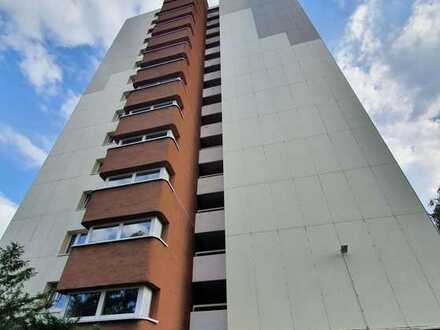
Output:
left=124, top=80, right=188, bottom=111
left=146, top=27, right=193, bottom=51
left=151, top=15, right=194, bottom=36
left=195, top=209, right=225, bottom=234
left=206, top=26, right=220, bottom=35
left=140, top=43, right=191, bottom=67
left=99, top=139, right=178, bottom=179
left=205, top=46, right=220, bottom=58
left=190, top=310, right=227, bottom=330
left=203, top=86, right=221, bottom=99
left=199, top=145, right=222, bottom=165
left=201, top=103, right=221, bottom=125
left=207, top=10, right=219, bottom=18
left=115, top=105, right=182, bottom=139
left=204, top=57, right=220, bottom=69
left=207, top=19, right=219, bottom=29
left=206, top=35, right=220, bottom=45
left=201, top=121, right=221, bottom=139
left=198, top=174, right=223, bottom=196
left=133, top=59, right=189, bottom=89
left=200, top=122, right=222, bottom=148
left=204, top=70, right=221, bottom=82
left=193, top=254, right=226, bottom=282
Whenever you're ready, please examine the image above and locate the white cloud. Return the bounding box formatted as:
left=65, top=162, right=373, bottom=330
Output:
left=393, top=0, right=440, bottom=50
left=0, top=0, right=163, bottom=92
left=335, top=0, right=440, bottom=206
left=59, top=90, right=80, bottom=120
left=0, top=124, right=47, bottom=168
left=0, top=193, right=16, bottom=239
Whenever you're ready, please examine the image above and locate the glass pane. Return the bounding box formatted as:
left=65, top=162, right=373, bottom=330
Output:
left=65, top=234, right=77, bottom=254
left=153, top=100, right=173, bottom=109
left=51, top=292, right=68, bottom=310
left=120, top=136, right=143, bottom=145
left=76, top=233, right=88, bottom=245
left=145, top=131, right=167, bottom=140
left=130, top=107, right=148, bottom=114
left=121, top=221, right=151, bottom=239
left=102, top=288, right=138, bottom=315
left=66, top=292, right=100, bottom=317
left=134, top=170, right=160, bottom=183
left=107, top=174, right=132, bottom=187
left=89, top=226, right=119, bottom=243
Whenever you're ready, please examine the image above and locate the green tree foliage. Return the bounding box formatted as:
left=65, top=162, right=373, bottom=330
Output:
left=0, top=242, right=76, bottom=330
left=429, top=187, right=440, bottom=227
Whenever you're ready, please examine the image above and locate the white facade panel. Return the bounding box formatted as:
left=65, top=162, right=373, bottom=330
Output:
left=220, top=1, right=440, bottom=329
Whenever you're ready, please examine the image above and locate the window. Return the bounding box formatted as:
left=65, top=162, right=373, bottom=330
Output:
left=89, top=225, right=119, bottom=243
left=102, top=288, right=138, bottom=315
left=72, top=217, right=163, bottom=247
left=66, top=292, right=101, bottom=317
left=125, top=99, right=180, bottom=116
left=116, top=130, right=174, bottom=147
left=103, top=132, right=114, bottom=146
left=135, top=76, right=182, bottom=90
left=47, top=283, right=68, bottom=313
left=63, top=286, right=154, bottom=323
left=64, top=231, right=88, bottom=254
left=104, top=167, right=169, bottom=188
left=91, top=159, right=104, bottom=175
left=77, top=191, right=92, bottom=210
left=121, top=221, right=151, bottom=239
left=107, top=173, right=133, bottom=187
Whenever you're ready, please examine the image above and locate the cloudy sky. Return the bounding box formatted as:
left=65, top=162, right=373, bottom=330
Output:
left=0, top=0, right=439, bottom=237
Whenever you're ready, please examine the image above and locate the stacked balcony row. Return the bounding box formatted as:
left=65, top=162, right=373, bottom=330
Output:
left=54, top=0, right=209, bottom=329
left=189, top=6, right=227, bottom=330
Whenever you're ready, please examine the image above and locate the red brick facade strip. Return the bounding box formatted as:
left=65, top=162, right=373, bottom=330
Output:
left=151, top=15, right=195, bottom=36
left=124, top=80, right=189, bottom=111
left=115, top=106, right=183, bottom=139
left=140, top=43, right=191, bottom=67
left=99, top=138, right=179, bottom=179
left=146, top=27, right=193, bottom=51
left=58, top=1, right=209, bottom=329
left=156, top=5, right=195, bottom=24
left=161, top=0, right=198, bottom=15
left=133, top=60, right=190, bottom=89
left=82, top=180, right=182, bottom=226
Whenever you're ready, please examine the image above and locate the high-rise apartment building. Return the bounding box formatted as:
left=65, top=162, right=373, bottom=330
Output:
left=2, top=0, right=440, bottom=329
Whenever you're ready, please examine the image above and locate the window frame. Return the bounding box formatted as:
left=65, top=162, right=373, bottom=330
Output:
left=104, top=167, right=170, bottom=188
left=62, top=231, right=88, bottom=255
left=122, top=99, right=182, bottom=118
left=60, top=286, right=155, bottom=323
left=72, top=216, right=163, bottom=247
left=114, top=129, right=175, bottom=148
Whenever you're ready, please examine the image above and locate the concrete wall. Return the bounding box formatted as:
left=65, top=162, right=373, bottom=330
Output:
left=219, top=1, right=440, bottom=329
left=0, top=12, right=156, bottom=295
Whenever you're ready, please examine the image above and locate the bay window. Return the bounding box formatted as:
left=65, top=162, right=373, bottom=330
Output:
left=72, top=217, right=163, bottom=247
left=104, top=167, right=169, bottom=188
left=115, top=129, right=175, bottom=147
left=62, top=286, right=155, bottom=323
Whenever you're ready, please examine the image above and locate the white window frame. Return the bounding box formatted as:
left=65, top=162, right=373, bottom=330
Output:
left=64, top=231, right=88, bottom=254
left=60, top=286, right=157, bottom=323
left=73, top=217, right=163, bottom=247
left=114, top=129, right=175, bottom=148
left=104, top=167, right=170, bottom=188
left=121, top=99, right=182, bottom=118
left=137, top=57, right=186, bottom=72
left=131, top=76, right=183, bottom=93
